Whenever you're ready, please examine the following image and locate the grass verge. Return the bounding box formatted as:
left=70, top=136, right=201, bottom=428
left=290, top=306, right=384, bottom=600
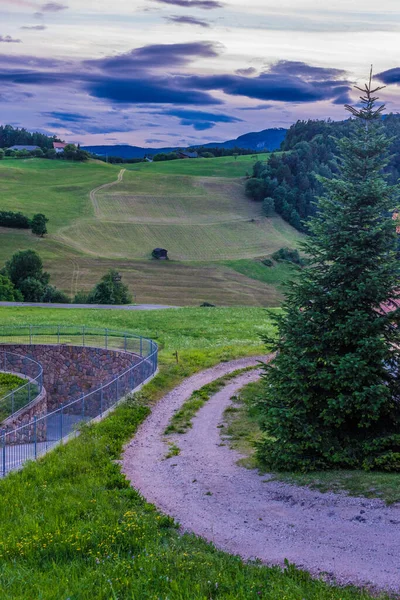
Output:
left=165, top=367, right=256, bottom=435
left=224, top=380, right=400, bottom=505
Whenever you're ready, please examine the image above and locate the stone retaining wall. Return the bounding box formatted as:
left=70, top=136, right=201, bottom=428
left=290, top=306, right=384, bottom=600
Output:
left=2, top=385, right=47, bottom=443
left=4, top=345, right=138, bottom=412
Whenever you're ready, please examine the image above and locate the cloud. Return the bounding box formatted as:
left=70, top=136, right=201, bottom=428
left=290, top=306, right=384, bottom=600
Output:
left=145, top=138, right=166, bottom=143
left=238, top=103, right=273, bottom=110
left=85, top=41, right=221, bottom=72
left=235, top=67, right=257, bottom=77
left=21, top=25, right=47, bottom=30
left=0, top=44, right=352, bottom=116
left=163, top=108, right=242, bottom=123
left=0, top=35, right=22, bottom=43
left=268, top=61, right=348, bottom=81
left=89, top=78, right=220, bottom=105
left=41, top=111, right=90, bottom=122
left=151, top=0, right=222, bottom=9
left=165, top=15, right=210, bottom=27
left=41, top=2, right=68, bottom=11
left=376, top=67, right=400, bottom=85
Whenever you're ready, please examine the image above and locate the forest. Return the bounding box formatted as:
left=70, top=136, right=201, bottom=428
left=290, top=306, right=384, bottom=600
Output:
left=246, top=114, right=400, bottom=231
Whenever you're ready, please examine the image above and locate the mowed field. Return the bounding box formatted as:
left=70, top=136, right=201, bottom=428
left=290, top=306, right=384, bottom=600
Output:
left=0, top=155, right=301, bottom=306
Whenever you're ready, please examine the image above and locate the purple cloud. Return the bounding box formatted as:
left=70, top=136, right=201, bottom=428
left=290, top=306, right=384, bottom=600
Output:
left=235, top=67, right=257, bottom=77
left=0, top=35, right=22, bottom=43
left=151, top=0, right=222, bottom=8
left=268, top=61, right=347, bottom=81
left=85, top=41, right=220, bottom=72
left=165, top=15, right=210, bottom=28
left=376, top=67, right=400, bottom=85
left=41, top=2, right=68, bottom=11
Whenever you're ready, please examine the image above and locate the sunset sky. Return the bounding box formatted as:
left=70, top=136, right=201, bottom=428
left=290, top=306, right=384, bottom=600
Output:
left=1, top=0, right=400, bottom=147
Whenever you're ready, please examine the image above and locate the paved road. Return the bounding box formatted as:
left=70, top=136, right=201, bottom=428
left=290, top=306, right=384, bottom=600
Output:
left=0, top=302, right=177, bottom=310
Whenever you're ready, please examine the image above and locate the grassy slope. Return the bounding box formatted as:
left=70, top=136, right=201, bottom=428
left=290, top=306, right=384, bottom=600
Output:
left=0, top=156, right=300, bottom=305
left=124, top=153, right=271, bottom=177
left=0, top=306, right=382, bottom=600
left=224, top=380, right=400, bottom=505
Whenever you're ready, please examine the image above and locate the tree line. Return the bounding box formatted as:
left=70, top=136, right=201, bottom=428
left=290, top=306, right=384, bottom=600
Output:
left=0, top=250, right=131, bottom=305
left=245, top=114, right=400, bottom=232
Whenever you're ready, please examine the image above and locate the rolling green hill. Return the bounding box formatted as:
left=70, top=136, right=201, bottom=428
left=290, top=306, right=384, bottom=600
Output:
left=0, top=156, right=301, bottom=306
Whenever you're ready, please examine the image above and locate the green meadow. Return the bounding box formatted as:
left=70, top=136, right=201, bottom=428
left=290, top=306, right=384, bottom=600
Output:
left=0, top=156, right=300, bottom=305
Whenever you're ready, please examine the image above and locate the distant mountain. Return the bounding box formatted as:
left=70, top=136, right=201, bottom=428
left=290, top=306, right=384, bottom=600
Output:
left=82, top=128, right=287, bottom=159
left=201, top=128, right=287, bottom=151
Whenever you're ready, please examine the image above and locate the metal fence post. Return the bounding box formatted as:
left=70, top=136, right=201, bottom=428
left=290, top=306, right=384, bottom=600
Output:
left=11, top=391, right=14, bottom=415
left=34, top=417, right=37, bottom=459
left=29, top=325, right=32, bottom=345
left=82, top=326, right=85, bottom=347
left=100, top=387, right=103, bottom=416
left=140, top=336, right=143, bottom=357
left=60, top=403, right=64, bottom=439
left=57, top=325, right=60, bottom=345
left=105, top=329, right=108, bottom=349
left=82, top=395, right=85, bottom=419
left=124, top=334, right=127, bottom=352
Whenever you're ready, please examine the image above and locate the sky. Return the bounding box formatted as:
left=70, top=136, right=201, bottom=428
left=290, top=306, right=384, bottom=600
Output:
left=1, top=0, right=400, bottom=147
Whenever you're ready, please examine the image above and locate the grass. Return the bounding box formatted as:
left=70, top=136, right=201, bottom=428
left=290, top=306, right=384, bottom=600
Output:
left=165, top=367, right=256, bottom=435
left=224, top=380, right=400, bottom=505
left=0, top=307, right=386, bottom=599
left=124, top=153, right=271, bottom=178
left=0, top=155, right=301, bottom=305
left=221, top=259, right=299, bottom=286
left=0, top=373, right=25, bottom=400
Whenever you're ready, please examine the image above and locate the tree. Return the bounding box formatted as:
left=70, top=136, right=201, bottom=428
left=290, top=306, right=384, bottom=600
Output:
left=258, top=73, right=400, bottom=472
left=5, top=250, right=49, bottom=289
left=18, top=277, right=45, bottom=302
left=85, top=269, right=132, bottom=305
left=262, top=197, right=275, bottom=216
left=0, top=275, right=23, bottom=301
left=41, top=285, right=70, bottom=303
left=31, top=213, right=49, bottom=237
left=245, top=178, right=265, bottom=201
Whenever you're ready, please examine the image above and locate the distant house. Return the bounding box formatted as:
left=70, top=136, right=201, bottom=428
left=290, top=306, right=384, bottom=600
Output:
left=53, top=142, right=67, bottom=154
left=177, top=150, right=198, bottom=159
left=152, top=248, right=168, bottom=260
left=8, top=145, right=40, bottom=152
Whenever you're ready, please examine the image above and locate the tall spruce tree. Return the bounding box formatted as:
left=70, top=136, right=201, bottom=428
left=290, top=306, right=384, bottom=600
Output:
left=259, top=73, right=400, bottom=471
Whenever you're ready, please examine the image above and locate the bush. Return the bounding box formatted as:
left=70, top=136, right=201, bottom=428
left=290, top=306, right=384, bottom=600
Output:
left=31, top=213, right=48, bottom=237
left=0, top=274, right=23, bottom=301
left=0, top=211, right=31, bottom=229
left=271, top=247, right=304, bottom=265
left=18, top=277, right=45, bottom=302
left=41, top=285, right=70, bottom=303
left=245, top=178, right=265, bottom=202
left=261, top=258, right=273, bottom=267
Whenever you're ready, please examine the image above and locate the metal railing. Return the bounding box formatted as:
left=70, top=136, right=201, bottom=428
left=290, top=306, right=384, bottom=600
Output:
left=0, top=351, right=43, bottom=420
left=0, top=325, right=158, bottom=476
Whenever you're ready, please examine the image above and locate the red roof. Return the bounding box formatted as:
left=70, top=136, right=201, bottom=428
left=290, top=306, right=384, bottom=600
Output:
left=53, top=142, right=67, bottom=149
left=380, top=298, right=400, bottom=316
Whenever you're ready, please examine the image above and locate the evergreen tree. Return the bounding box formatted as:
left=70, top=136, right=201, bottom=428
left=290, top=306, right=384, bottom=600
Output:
left=258, top=73, right=400, bottom=472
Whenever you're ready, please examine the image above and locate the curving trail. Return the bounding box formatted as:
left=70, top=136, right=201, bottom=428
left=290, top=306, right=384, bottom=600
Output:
left=90, top=168, right=126, bottom=217
left=122, top=357, right=400, bottom=595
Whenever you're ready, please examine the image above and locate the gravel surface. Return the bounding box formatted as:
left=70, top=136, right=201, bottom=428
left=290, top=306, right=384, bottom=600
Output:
left=122, top=356, right=400, bottom=595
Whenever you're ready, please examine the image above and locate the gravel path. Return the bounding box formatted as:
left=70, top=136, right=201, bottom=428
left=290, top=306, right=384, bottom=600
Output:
left=122, top=357, right=400, bottom=595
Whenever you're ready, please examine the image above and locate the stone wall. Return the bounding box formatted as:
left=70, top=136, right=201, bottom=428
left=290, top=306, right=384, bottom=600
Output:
left=4, top=345, right=139, bottom=412
left=2, top=385, right=47, bottom=443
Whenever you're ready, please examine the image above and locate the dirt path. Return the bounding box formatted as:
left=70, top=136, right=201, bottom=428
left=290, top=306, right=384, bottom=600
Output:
left=123, top=357, right=400, bottom=595
left=90, top=168, right=126, bottom=217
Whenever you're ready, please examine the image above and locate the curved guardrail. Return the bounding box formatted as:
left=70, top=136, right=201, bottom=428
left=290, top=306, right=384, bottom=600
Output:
left=0, top=325, right=158, bottom=476
left=0, top=351, right=43, bottom=420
